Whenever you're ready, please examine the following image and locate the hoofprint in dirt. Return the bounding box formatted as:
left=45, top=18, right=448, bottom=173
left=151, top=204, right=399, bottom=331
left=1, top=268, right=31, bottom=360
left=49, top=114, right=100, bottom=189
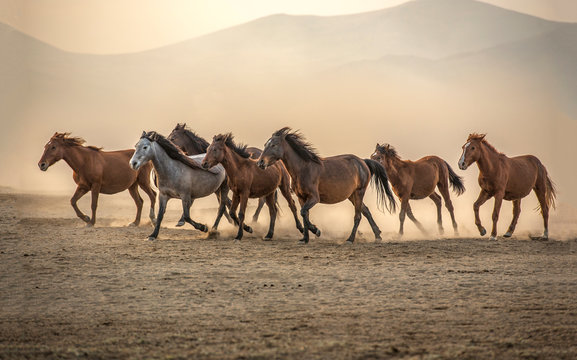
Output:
left=1, top=192, right=576, bottom=359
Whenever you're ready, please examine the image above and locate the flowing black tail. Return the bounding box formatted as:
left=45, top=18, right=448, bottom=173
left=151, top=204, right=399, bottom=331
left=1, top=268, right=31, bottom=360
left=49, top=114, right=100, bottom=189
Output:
left=445, top=161, right=465, bottom=196
left=364, top=159, right=397, bottom=213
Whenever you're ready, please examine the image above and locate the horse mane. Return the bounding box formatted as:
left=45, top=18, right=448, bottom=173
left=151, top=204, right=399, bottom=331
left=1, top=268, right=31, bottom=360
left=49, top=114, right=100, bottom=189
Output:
left=274, top=127, right=321, bottom=164
left=467, top=133, right=502, bottom=154
left=376, top=143, right=400, bottom=160
left=216, top=133, right=251, bottom=159
left=174, top=123, right=210, bottom=153
left=142, top=131, right=204, bottom=170
left=51, top=132, right=102, bottom=151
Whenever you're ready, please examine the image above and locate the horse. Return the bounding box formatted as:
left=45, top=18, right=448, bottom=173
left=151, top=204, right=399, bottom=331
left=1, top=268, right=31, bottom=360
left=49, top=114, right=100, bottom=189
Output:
left=168, top=123, right=266, bottom=224
left=201, top=133, right=304, bottom=241
left=38, top=132, right=156, bottom=227
left=371, top=143, right=465, bottom=237
left=458, top=133, right=556, bottom=240
left=257, top=127, right=396, bottom=244
left=130, top=131, right=244, bottom=241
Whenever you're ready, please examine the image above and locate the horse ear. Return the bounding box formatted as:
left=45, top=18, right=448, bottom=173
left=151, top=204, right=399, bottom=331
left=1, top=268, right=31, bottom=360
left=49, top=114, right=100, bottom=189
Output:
left=141, top=131, right=146, bottom=137
left=376, top=143, right=380, bottom=148
left=479, top=133, right=486, bottom=140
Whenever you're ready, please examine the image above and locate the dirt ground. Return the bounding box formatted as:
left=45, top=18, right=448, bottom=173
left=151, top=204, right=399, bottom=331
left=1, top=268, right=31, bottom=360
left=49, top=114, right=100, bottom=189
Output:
left=1, top=191, right=577, bottom=359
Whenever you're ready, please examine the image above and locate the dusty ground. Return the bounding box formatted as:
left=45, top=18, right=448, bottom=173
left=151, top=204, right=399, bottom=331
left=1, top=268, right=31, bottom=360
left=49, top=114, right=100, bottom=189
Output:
left=1, top=192, right=577, bottom=359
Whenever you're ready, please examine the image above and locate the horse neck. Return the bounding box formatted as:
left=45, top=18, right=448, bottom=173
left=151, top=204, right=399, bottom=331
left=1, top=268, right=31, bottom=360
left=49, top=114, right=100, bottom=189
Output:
left=280, top=141, right=317, bottom=181
left=62, top=146, right=91, bottom=174
left=220, top=147, right=247, bottom=184
left=149, top=142, right=174, bottom=177
left=184, top=142, right=203, bottom=155
left=382, top=156, right=404, bottom=184
left=476, top=142, right=501, bottom=175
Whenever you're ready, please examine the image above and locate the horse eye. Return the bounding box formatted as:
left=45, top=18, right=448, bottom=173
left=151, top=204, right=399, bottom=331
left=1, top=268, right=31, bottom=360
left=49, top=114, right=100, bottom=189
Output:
left=51, top=146, right=56, bottom=150
left=143, top=146, right=148, bottom=150
left=471, top=146, right=475, bottom=150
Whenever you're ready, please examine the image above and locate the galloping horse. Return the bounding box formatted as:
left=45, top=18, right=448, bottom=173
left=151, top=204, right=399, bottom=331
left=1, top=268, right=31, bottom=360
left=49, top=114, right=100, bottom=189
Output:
left=168, top=123, right=266, bottom=223
left=38, top=132, right=156, bottom=226
left=257, top=127, right=396, bottom=244
left=371, top=144, right=465, bottom=236
left=201, top=133, right=303, bottom=241
left=458, top=133, right=556, bottom=240
left=130, top=131, right=236, bottom=241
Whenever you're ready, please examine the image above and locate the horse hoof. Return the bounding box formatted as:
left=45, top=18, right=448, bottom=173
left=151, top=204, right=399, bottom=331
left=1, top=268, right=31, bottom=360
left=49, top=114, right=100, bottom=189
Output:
left=298, top=239, right=308, bottom=245
left=263, top=236, right=273, bottom=241
left=315, top=229, right=321, bottom=237
left=207, top=230, right=219, bottom=239
left=480, top=228, right=487, bottom=236
left=489, top=236, right=497, bottom=241
left=374, top=236, right=382, bottom=243
left=200, top=225, right=209, bottom=233
left=147, top=236, right=156, bottom=241
left=233, top=238, right=241, bottom=244
left=85, top=223, right=94, bottom=228
left=530, top=235, right=548, bottom=241
left=246, top=227, right=254, bottom=234
left=128, top=222, right=138, bottom=227
left=503, top=232, right=512, bottom=238
left=345, top=240, right=354, bottom=245
left=175, top=221, right=185, bottom=227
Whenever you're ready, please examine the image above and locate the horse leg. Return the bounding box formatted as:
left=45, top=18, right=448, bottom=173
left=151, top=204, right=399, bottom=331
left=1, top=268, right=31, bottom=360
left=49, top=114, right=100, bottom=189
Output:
left=534, top=187, right=549, bottom=239
left=398, top=198, right=410, bottom=237
left=279, top=176, right=304, bottom=234
left=299, top=196, right=319, bottom=244
left=219, top=181, right=234, bottom=224
left=263, top=193, right=277, bottom=240
left=504, top=199, right=521, bottom=238
left=298, top=197, right=321, bottom=239
left=70, top=186, right=90, bottom=224
left=228, top=193, right=253, bottom=234
left=489, top=192, right=504, bottom=240
left=361, top=203, right=382, bottom=241
left=137, top=168, right=157, bottom=225
left=474, top=190, right=491, bottom=237
left=148, top=194, right=168, bottom=240
left=128, top=183, right=143, bottom=226
left=233, top=193, right=250, bottom=241
left=252, top=197, right=266, bottom=223
left=345, top=191, right=364, bottom=244
left=438, top=184, right=458, bottom=235
left=429, top=192, right=444, bottom=235
left=209, top=185, right=229, bottom=234
left=181, top=198, right=208, bottom=233
left=405, top=203, right=427, bottom=235
left=87, top=184, right=101, bottom=227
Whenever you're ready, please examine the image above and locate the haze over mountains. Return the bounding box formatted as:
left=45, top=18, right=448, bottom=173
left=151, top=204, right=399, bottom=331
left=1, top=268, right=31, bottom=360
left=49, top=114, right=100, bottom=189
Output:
left=1, top=0, right=576, bottom=209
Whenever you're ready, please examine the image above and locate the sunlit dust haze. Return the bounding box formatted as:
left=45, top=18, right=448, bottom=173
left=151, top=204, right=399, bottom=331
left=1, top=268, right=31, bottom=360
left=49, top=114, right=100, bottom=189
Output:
left=2, top=0, right=577, bottom=239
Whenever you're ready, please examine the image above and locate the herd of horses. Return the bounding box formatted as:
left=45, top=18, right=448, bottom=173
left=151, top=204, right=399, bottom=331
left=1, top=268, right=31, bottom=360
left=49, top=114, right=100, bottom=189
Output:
left=38, top=124, right=556, bottom=244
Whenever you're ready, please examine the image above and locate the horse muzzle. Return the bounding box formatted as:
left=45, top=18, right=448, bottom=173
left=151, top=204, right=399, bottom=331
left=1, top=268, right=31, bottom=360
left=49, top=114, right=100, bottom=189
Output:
left=38, top=162, right=48, bottom=171
left=257, top=160, right=267, bottom=170
left=458, top=162, right=468, bottom=171
left=130, top=161, right=140, bottom=170
left=201, top=162, right=210, bottom=170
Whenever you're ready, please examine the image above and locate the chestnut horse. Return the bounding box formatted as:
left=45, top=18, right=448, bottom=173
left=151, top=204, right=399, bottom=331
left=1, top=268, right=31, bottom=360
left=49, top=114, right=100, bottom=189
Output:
left=458, top=133, right=556, bottom=240
left=38, top=132, right=156, bottom=226
left=257, top=127, right=396, bottom=244
left=168, top=123, right=266, bottom=224
left=371, top=144, right=465, bottom=237
left=201, top=133, right=303, bottom=241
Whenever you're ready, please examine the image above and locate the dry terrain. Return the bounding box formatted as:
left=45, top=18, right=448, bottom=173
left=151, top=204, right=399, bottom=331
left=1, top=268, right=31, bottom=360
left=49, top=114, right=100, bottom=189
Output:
left=1, top=192, right=576, bottom=359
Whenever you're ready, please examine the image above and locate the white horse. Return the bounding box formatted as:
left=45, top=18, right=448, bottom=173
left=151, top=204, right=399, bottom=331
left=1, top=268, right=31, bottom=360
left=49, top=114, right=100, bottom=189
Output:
left=130, top=131, right=248, bottom=240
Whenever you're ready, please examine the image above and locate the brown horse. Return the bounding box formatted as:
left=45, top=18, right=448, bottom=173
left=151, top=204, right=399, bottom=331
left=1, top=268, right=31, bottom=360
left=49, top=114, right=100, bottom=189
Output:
left=458, top=133, right=556, bottom=240
left=168, top=123, right=266, bottom=224
left=38, top=132, right=156, bottom=226
left=257, top=127, right=396, bottom=244
left=371, top=144, right=465, bottom=237
left=201, top=133, right=303, bottom=241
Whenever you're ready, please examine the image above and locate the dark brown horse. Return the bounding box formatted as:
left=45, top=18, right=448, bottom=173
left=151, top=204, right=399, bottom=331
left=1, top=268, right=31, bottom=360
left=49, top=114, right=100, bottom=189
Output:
left=38, top=132, right=156, bottom=226
left=458, top=133, right=556, bottom=240
left=371, top=144, right=465, bottom=237
left=201, top=133, right=303, bottom=241
left=257, top=127, right=396, bottom=244
left=168, top=123, right=266, bottom=223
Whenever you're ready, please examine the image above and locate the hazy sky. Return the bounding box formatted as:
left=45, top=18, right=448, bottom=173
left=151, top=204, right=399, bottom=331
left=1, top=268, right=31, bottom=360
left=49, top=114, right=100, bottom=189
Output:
left=1, top=0, right=576, bottom=53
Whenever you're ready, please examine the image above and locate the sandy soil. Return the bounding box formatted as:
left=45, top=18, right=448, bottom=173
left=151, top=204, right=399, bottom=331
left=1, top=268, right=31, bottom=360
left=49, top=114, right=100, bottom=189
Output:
left=1, top=192, right=577, bottom=359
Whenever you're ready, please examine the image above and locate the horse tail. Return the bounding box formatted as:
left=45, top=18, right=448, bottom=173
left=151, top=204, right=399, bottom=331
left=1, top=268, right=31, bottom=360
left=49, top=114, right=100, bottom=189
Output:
left=444, top=161, right=465, bottom=196
left=363, top=159, right=397, bottom=213
left=545, top=172, right=557, bottom=211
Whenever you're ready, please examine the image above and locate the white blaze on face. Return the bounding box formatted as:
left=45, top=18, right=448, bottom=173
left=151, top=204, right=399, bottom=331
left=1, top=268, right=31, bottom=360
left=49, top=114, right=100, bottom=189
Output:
left=459, top=142, right=470, bottom=169
left=264, top=139, right=272, bottom=148
left=372, top=151, right=378, bottom=158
